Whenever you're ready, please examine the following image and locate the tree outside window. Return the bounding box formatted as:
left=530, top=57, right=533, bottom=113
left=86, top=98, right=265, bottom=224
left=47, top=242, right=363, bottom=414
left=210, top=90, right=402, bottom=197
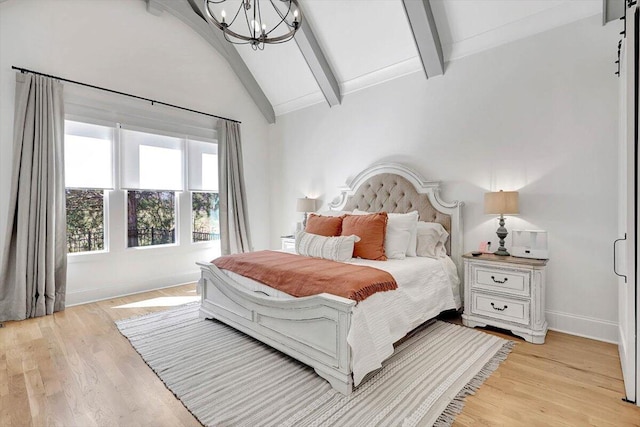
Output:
left=192, top=192, right=219, bottom=242
left=127, top=191, right=176, bottom=247
left=66, top=189, right=105, bottom=253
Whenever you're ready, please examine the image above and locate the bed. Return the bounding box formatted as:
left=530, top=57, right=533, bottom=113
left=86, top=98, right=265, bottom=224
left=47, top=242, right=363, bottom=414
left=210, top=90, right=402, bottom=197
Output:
left=198, top=163, right=464, bottom=395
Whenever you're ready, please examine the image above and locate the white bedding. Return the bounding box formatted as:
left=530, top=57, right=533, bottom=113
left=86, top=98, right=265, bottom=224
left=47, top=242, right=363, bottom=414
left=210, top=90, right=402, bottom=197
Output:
left=221, top=255, right=461, bottom=386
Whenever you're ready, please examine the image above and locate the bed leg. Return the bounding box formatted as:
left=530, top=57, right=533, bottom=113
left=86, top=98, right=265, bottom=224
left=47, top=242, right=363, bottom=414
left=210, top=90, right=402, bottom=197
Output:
left=314, top=368, right=353, bottom=396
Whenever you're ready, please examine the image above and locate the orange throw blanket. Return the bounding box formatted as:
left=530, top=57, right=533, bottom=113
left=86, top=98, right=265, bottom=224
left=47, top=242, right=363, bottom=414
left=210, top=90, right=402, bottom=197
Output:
left=212, top=250, right=397, bottom=302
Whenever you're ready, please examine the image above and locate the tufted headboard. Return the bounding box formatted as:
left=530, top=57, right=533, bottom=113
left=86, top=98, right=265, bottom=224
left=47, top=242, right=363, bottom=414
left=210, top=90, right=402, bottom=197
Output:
left=329, top=163, right=464, bottom=278
left=342, top=173, right=452, bottom=253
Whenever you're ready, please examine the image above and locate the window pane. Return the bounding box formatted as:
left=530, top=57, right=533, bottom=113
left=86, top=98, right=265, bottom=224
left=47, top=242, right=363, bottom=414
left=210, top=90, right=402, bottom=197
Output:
left=187, top=139, right=218, bottom=191
left=65, top=121, right=113, bottom=189
left=121, top=128, right=183, bottom=191
left=201, top=153, right=218, bottom=191
left=66, top=189, right=105, bottom=253
left=127, top=191, right=176, bottom=247
left=139, top=145, right=182, bottom=190
left=192, top=192, right=219, bottom=242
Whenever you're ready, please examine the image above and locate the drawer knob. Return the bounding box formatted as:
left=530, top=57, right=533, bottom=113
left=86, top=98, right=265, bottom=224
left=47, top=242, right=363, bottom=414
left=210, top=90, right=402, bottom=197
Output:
left=491, top=275, right=508, bottom=284
left=490, top=302, right=508, bottom=311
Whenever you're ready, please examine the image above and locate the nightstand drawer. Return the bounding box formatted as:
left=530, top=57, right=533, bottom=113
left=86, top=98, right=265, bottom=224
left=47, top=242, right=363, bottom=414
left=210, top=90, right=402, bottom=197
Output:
left=471, top=292, right=530, bottom=326
left=472, top=266, right=530, bottom=297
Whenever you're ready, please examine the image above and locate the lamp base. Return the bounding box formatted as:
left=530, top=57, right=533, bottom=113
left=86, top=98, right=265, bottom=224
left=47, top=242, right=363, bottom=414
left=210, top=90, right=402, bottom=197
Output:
left=494, top=214, right=510, bottom=257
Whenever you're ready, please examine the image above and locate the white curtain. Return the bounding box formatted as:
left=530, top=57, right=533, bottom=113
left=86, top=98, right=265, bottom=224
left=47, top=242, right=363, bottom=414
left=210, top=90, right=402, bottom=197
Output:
left=219, top=121, right=252, bottom=254
left=0, top=73, right=66, bottom=321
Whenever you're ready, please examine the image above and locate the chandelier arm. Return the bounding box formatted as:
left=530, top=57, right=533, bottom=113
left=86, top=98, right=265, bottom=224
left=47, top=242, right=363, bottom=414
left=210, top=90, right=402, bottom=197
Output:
left=253, top=0, right=258, bottom=39
left=269, top=0, right=288, bottom=21
left=242, top=1, right=255, bottom=40
left=266, top=0, right=289, bottom=35
left=227, top=2, right=243, bottom=27
left=257, top=0, right=264, bottom=37
left=265, top=19, right=289, bottom=36
left=204, top=0, right=243, bottom=31
left=223, top=30, right=251, bottom=45
left=268, top=34, right=297, bottom=44
left=269, top=0, right=291, bottom=20
left=265, top=0, right=298, bottom=36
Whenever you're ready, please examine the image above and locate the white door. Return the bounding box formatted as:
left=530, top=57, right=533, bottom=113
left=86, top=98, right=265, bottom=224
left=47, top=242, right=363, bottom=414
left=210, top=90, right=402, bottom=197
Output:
left=617, top=5, right=637, bottom=404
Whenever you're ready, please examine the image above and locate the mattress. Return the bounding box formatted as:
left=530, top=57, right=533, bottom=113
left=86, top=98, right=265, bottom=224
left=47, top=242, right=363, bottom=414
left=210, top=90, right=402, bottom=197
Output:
left=221, top=255, right=461, bottom=386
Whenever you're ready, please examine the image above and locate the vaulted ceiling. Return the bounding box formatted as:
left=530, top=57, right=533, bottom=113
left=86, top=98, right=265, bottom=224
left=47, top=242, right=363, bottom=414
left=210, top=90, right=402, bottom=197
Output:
left=147, top=0, right=611, bottom=123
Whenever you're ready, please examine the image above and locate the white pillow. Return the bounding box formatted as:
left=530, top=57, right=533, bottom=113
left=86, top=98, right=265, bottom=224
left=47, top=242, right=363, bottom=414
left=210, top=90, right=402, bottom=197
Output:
left=295, top=231, right=360, bottom=262
left=416, top=221, right=449, bottom=259
left=390, top=212, right=419, bottom=257
left=353, top=210, right=418, bottom=259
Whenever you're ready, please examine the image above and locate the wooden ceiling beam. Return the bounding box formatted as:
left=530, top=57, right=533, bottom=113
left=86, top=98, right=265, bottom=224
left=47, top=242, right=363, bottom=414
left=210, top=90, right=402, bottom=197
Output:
left=602, top=0, right=626, bottom=25
left=401, top=0, right=444, bottom=79
left=274, top=1, right=341, bottom=107
left=295, top=13, right=341, bottom=106
left=146, top=0, right=276, bottom=124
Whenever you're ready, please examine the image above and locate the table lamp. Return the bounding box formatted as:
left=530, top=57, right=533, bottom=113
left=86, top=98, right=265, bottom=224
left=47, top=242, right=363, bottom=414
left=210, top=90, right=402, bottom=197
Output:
left=484, top=190, right=519, bottom=256
left=296, top=197, right=317, bottom=229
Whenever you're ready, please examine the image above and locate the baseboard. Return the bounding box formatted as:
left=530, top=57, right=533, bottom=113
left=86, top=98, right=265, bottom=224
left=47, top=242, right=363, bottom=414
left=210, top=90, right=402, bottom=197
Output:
left=65, top=271, right=199, bottom=307
left=546, top=309, right=618, bottom=344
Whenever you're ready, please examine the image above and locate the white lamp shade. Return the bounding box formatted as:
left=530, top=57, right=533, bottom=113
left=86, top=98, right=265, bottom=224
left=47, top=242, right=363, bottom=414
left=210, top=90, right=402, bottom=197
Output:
left=296, top=197, right=316, bottom=213
left=484, top=190, right=519, bottom=215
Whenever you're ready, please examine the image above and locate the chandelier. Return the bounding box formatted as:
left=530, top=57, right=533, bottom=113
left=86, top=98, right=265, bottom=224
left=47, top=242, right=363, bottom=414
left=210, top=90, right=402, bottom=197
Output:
left=204, top=0, right=302, bottom=50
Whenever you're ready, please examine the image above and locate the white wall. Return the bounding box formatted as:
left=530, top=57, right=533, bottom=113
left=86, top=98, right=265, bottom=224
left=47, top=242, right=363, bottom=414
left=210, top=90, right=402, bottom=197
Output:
left=269, top=16, right=620, bottom=342
left=0, top=0, right=271, bottom=305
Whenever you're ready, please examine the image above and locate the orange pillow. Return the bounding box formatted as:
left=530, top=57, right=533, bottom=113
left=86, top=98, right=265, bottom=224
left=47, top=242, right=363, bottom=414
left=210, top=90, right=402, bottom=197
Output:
left=305, top=214, right=344, bottom=237
left=341, top=212, right=388, bottom=261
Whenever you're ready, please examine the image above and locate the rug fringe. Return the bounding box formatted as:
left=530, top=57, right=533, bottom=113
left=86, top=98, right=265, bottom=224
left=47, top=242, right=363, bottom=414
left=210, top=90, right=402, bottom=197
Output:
left=432, top=340, right=515, bottom=427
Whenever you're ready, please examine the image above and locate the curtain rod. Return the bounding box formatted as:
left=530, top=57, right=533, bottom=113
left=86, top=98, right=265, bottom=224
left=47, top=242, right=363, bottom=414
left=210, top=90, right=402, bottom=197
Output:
left=11, top=66, right=241, bottom=124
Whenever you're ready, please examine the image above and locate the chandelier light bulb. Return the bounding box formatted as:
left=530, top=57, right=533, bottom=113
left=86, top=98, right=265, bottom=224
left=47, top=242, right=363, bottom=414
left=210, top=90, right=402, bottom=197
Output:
left=221, top=9, right=226, bottom=23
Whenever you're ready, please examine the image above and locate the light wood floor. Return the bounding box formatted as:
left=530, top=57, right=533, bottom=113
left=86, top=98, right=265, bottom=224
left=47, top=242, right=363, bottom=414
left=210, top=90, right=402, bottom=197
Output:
left=1, top=284, right=639, bottom=427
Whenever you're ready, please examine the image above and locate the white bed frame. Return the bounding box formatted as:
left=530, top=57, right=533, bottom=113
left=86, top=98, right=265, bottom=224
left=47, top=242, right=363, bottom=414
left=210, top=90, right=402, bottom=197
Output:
left=198, top=163, right=463, bottom=395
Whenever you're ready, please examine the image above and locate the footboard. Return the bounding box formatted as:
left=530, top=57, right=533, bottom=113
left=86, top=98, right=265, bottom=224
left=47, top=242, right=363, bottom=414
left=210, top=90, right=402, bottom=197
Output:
left=197, top=262, right=356, bottom=395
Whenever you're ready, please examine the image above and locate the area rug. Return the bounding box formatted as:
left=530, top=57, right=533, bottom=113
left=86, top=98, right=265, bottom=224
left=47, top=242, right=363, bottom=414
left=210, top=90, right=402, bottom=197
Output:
left=116, top=303, right=514, bottom=427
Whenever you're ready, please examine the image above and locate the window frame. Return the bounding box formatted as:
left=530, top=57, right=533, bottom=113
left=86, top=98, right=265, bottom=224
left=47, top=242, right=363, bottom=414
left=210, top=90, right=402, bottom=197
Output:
left=63, top=114, right=220, bottom=258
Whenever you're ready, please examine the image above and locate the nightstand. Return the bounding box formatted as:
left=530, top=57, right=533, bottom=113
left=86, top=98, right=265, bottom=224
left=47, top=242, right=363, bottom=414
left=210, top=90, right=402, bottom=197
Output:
left=280, top=235, right=296, bottom=253
left=461, top=253, right=549, bottom=344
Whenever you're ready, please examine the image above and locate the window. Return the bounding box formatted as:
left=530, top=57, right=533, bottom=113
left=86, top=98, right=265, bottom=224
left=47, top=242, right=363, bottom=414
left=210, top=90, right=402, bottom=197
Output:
left=66, top=189, right=105, bottom=253
left=192, top=192, right=219, bottom=242
left=121, top=128, right=182, bottom=248
left=64, top=121, right=113, bottom=253
left=63, top=118, right=219, bottom=253
left=187, top=139, right=219, bottom=243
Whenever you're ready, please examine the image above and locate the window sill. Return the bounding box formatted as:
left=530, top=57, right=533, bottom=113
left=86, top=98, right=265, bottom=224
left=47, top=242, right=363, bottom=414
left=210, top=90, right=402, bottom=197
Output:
left=67, top=250, right=110, bottom=263
left=190, top=240, right=221, bottom=248
left=125, top=243, right=179, bottom=251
